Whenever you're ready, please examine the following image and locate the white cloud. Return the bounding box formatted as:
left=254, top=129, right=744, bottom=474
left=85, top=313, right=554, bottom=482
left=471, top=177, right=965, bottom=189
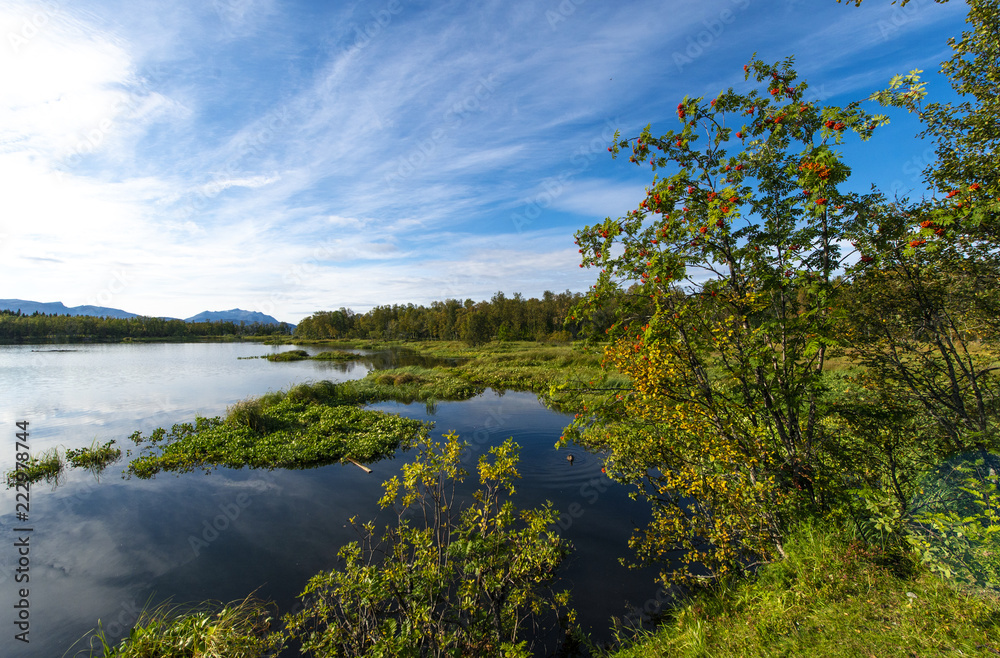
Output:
left=0, top=0, right=970, bottom=322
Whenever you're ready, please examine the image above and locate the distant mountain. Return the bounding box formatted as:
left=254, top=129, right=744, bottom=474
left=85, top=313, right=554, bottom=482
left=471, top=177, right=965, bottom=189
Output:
left=184, top=309, right=287, bottom=326
left=0, top=299, right=290, bottom=326
left=0, top=299, right=139, bottom=319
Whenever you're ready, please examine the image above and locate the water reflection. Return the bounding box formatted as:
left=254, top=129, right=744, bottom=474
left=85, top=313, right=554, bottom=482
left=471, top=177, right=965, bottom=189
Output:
left=0, top=343, right=659, bottom=656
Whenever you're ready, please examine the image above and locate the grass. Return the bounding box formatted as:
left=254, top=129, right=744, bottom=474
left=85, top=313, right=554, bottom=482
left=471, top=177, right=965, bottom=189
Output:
left=124, top=342, right=616, bottom=480
left=265, top=349, right=310, bottom=361
left=238, top=349, right=363, bottom=362
left=310, top=349, right=362, bottom=361
left=5, top=440, right=124, bottom=488
left=66, top=440, right=122, bottom=472
left=75, top=594, right=282, bottom=657
left=5, top=447, right=63, bottom=487
left=608, top=522, right=1000, bottom=657
left=259, top=340, right=627, bottom=414
left=125, top=381, right=431, bottom=478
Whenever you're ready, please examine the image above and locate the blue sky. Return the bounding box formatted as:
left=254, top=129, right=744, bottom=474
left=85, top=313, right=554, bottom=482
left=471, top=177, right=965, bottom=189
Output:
left=0, top=0, right=970, bottom=323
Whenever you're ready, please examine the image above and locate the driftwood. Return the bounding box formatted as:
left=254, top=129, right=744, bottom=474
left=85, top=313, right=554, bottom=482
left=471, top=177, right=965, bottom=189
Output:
left=346, top=457, right=373, bottom=474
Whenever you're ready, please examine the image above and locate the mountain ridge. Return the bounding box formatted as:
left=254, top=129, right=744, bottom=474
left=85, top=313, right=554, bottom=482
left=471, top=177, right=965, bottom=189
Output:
left=0, top=299, right=290, bottom=326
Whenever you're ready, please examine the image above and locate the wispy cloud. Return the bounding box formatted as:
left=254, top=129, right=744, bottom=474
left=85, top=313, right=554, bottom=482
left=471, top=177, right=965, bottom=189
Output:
left=0, top=0, right=970, bottom=321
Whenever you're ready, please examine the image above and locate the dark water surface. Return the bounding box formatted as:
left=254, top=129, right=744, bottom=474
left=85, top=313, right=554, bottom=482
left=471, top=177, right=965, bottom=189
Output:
left=0, top=343, right=659, bottom=656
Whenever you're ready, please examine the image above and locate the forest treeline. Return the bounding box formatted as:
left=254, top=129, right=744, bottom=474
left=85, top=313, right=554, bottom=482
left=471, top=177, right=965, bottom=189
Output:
left=293, top=289, right=614, bottom=343
left=0, top=289, right=615, bottom=344
left=0, top=309, right=294, bottom=342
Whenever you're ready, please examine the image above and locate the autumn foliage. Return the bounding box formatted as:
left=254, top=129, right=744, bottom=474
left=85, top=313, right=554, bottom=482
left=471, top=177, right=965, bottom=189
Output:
left=566, top=3, right=1000, bottom=590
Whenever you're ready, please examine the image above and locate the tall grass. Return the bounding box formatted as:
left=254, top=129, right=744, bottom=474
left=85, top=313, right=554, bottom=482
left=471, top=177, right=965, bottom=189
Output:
left=609, top=521, right=1000, bottom=657
left=66, top=440, right=122, bottom=473
left=5, top=447, right=63, bottom=487
left=75, top=595, right=282, bottom=657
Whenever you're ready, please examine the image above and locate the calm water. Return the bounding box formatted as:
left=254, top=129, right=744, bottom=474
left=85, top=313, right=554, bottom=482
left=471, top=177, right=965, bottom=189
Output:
left=0, top=343, right=659, bottom=656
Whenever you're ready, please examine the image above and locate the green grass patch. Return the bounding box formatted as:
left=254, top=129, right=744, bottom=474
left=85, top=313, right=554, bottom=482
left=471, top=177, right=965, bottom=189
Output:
left=359, top=342, right=627, bottom=413
left=265, top=349, right=310, bottom=361
left=66, top=439, right=122, bottom=472
left=126, top=381, right=430, bottom=479
left=346, top=365, right=484, bottom=404
left=5, top=448, right=63, bottom=487
left=77, top=595, right=282, bottom=657
left=242, top=349, right=363, bottom=362
left=609, top=522, right=1000, bottom=657
left=310, top=349, right=362, bottom=361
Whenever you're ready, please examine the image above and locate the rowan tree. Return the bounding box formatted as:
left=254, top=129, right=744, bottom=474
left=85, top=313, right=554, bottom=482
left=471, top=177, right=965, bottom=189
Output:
left=562, top=56, right=892, bottom=585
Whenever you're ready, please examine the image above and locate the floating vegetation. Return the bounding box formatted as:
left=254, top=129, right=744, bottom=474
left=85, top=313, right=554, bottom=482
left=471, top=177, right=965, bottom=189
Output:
left=240, top=350, right=362, bottom=362
left=265, top=349, right=310, bottom=362
left=344, top=366, right=484, bottom=404
left=126, top=381, right=430, bottom=479
left=5, top=448, right=64, bottom=487
left=310, top=350, right=361, bottom=361
left=66, top=440, right=122, bottom=473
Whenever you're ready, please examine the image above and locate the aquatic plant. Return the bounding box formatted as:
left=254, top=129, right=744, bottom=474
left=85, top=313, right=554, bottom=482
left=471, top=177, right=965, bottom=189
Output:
left=126, top=381, right=429, bottom=479
left=66, top=440, right=122, bottom=473
left=5, top=448, right=63, bottom=488
left=310, top=350, right=361, bottom=361
left=265, top=349, right=310, bottom=361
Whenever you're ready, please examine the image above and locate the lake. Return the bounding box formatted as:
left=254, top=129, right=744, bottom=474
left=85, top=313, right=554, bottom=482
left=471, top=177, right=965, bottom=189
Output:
left=0, top=342, right=661, bottom=656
